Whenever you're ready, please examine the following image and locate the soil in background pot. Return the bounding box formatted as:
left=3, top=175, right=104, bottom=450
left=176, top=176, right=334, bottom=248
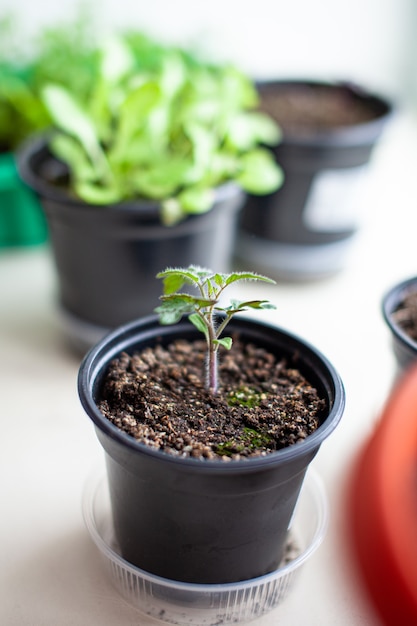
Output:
left=259, top=82, right=388, bottom=135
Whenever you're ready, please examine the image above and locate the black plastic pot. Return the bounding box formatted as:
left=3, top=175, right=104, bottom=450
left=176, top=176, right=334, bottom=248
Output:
left=236, top=80, right=393, bottom=280
left=78, top=315, right=345, bottom=584
left=382, top=276, right=417, bottom=374
left=17, top=137, right=244, bottom=350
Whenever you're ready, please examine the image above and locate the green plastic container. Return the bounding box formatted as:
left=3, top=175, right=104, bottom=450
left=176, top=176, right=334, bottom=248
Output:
left=0, top=152, right=47, bottom=247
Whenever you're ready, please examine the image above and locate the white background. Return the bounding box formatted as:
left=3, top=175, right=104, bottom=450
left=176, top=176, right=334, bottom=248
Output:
left=2, top=0, right=417, bottom=104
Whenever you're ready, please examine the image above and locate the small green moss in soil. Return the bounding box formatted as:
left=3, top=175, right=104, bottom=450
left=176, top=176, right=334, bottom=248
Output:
left=97, top=337, right=326, bottom=461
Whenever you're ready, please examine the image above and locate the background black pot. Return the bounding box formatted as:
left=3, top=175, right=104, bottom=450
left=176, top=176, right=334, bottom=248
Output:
left=18, top=138, right=245, bottom=351
left=382, top=276, right=417, bottom=374
left=78, top=315, right=345, bottom=584
left=236, top=80, right=393, bottom=280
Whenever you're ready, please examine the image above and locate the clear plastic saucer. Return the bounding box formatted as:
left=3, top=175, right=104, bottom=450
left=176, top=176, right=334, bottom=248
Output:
left=82, top=468, right=328, bottom=625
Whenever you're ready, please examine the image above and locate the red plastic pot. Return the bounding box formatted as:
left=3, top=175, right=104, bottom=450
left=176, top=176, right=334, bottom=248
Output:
left=348, top=363, right=417, bottom=625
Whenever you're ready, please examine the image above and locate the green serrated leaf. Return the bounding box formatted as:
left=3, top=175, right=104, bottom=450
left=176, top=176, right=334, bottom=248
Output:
left=154, top=307, right=184, bottom=325
left=224, top=272, right=277, bottom=286
left=155, top=295, right=195, bottom=323
left=156, top=268, right=201, bottom=288
left=160, top=293, right=214, bottom=307
left=159, top=273, right=187, bottom=295
left=240, top=299, right=277, bottom=310
left=213, top=273, right=225, bottom=287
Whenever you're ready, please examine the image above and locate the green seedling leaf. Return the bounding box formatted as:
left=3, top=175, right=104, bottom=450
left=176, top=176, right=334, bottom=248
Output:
left=156, top=265, right=276, bottom=394
left=189, top=313, right=208, bottom=339
left=160, top=293, right=214, bottom=308
left=157, top=267, right=202, bottom=292
left=223, top=271, right=277, bottom=286
left=155, top=295, right=195, bottom=324
left=214, top=337, right=233, bottom=350
left=221, top=299, right=277, bottom=313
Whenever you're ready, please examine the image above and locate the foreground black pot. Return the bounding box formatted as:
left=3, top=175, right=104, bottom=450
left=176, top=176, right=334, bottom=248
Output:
left=236, top=80, right=393, bottom=280
left=382, top=276, right=417, bottom=374
left=17, top=137, right=244, bottom=350
left=78, top=315, right=345, bottom=584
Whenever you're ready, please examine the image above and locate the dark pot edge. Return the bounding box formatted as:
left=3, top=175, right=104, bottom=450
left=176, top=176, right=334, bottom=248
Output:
left=382, top=276, right=417, bottom=354
left=78, top=314, right=345, bottom=473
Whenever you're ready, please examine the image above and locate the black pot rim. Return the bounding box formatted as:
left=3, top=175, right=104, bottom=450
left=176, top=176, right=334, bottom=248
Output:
left=256, top=78, right=394, bottom=148
left=78, top=314, right=345, bottom=474
left=382, top=276, right=417, bottom=354
left=17, top=134, right=242, bottom=215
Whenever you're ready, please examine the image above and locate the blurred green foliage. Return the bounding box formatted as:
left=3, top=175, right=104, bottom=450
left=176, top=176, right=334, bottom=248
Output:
left=42, top=33, right=283, bottom=223
left=0, top=8, right=98, bottom=151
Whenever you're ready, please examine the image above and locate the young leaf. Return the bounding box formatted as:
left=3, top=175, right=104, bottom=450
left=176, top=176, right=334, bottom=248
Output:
left=223, top=271, right=277, bottom=286
left=157, top=267, right=202, bottom=292
left=214, top=337, right=233, bottom=350
left=189, top=313, right=208, bottom=339
left=154, top=296, right=194, bottom=324
left=49, top=134, right=96, bottom=182
left=177, top=186, right=214, bottom=215
left=237, top=149, right=284, bottom=195
left=74, top=180, right=123, bottom=205
left=221, top=299, right=277, bottom=313
left=100, top=36, right=134, bottom=83
left=42, top=84, right=108, bottom=175
left=227, top=112, right=281, bottom=150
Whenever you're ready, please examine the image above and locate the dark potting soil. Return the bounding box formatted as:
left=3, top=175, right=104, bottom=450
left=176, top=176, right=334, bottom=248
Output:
left=98, top=338, right=326, bottom=461
left=392, top=290, right=417, bottom=342
left=259, top=83, right=383, bottom=134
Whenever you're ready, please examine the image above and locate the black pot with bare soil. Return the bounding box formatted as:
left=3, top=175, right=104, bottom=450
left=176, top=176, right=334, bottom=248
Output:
left=236, top=79, right=393, bottom=280
left=78, top=268, right=345, bottom=584
left=383, top=276, right=417, bottom=374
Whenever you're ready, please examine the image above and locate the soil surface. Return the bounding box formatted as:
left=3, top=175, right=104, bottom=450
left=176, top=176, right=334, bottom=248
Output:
left=98, top=338, right=326, bottom=461
left=392, top=290, right=417, bottom=342
left=259, top=83, right=384, bottom=134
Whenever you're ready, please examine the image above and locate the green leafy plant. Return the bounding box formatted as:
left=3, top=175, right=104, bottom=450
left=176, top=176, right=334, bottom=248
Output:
left=40, top=33, right=283, bottom=225
left=155, top=266, right=276, bottom=394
